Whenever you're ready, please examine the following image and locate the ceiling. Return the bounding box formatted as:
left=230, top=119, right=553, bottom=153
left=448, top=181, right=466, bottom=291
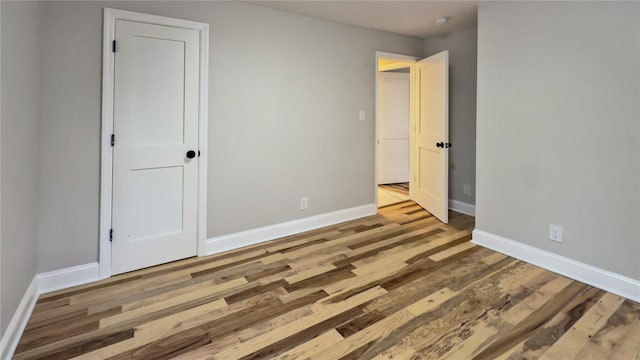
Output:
left=246, top=1, right=478, bottom=39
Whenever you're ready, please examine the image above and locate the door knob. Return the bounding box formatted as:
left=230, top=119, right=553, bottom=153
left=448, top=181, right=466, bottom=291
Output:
left=445, top=142, right=452, bottom=148
left=186, top=150, right=196, bottom=159
left=436, top=142, right=444, bottom=148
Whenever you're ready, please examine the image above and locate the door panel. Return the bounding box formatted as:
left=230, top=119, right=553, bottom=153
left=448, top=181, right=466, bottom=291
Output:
left=112, top=20, right=200, bottom=274
left=128, top=36, right=186, bottom=145
left=378, top=72, right=410, bottom=184
left=412, top=51, right=449, bottom=223
left=127, top=166, right=184, bottom=240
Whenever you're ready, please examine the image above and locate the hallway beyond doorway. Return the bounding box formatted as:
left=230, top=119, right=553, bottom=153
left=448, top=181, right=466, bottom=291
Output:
left=378, top=182, right=409, bottom=207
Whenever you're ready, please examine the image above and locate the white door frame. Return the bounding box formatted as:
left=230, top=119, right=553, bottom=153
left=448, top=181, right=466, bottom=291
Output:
left=99, top=8, right=209, bottom=279
left=374, top=51, right=417, bottom=206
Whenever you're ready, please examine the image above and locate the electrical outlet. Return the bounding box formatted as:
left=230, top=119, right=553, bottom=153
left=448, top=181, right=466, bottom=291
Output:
left=549, top=224, right=562, bottom=243
left=300, top=196, right=308, bottom=210
left=359, top=110, right=366, bottom=121
left=463, top=184, right=471, bottom=196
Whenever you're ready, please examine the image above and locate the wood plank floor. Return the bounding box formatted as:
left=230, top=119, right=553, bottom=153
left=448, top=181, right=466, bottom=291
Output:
left=378, top=183, right=410, bottom=207
left=14, top=201, right=640, bottom=359
left=379, top=183, right=409, bottom=196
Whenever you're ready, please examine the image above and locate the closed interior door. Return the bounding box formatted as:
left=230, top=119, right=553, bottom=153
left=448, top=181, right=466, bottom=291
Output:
left=378, top=72, right=410, bottom=184
left=412, top=51, right=449, bottom=223
left=111, top=19, right=200, bottom=274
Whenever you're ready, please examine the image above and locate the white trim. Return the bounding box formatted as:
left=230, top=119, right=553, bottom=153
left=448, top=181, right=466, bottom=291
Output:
left=449, top=199, right=475, bottom=216
left=206, top=204, right=377, bottom=255
left=99, top=8, right=209, bottom=277
left=374, top=51, right=418, bottom=207
left=36, top=262, right=100, bottom=294
left=196, top=15, right=209, bottom=257
left=99, top=8, right=115, bottom=280
left=1, top=262, right=100, bottom=359
left=0, top=278, right=38, bottom=360
left=472, top=229, right=640, bottom=303
left=1, top=201, right=373, bottom=357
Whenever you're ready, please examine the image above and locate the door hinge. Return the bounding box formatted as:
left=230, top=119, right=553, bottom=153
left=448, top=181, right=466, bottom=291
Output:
left=112, top=40, right=116, bottom=53
left=111, top=134, right=115, bottom=146
left=109, top=228, right=113, bottom=242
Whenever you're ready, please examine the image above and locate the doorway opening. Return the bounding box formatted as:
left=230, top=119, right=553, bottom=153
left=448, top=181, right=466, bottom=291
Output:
left=374, top=51, right=450, bottom=223
left=377, top=60, right=412, bottom=207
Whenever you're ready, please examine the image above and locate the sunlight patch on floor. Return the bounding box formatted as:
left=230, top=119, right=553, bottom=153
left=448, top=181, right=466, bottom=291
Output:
left=378, top=186, right=409, bottom=207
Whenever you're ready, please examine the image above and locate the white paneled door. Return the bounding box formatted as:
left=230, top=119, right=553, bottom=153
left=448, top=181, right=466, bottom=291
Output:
left=378, top=72, right=410, bottom=184
left=111, top=19, right=200, bottom=274
left=412, top=51, right=449, bottom=223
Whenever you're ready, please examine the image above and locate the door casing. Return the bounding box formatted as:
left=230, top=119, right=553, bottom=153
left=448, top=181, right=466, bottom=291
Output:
left=100, top=8, right=209, bottom=279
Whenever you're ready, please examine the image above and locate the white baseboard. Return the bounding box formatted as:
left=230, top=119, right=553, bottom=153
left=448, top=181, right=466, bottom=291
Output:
left=0, top=278, right=38, bottom=360
left=0, top=262, right=100, bottom=360
left=37, top=262, right=100, bottom=294
left=2, top=204, right=376, bottom=359
left=206, top=204, right=378, bottom=256
left=449, top=199, right=475, bottom=216
left=472, top=229, right=640, bottom=303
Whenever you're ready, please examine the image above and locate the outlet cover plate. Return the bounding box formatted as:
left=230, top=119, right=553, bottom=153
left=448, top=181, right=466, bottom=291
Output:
left=549, top=224, right=562, bottom=243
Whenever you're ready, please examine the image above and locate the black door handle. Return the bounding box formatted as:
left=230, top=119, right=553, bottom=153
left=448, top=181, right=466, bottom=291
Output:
left=186, top=150, right=196, bottom=159
left=445, top=142, right=452, bottom=148
left=436, top=142, right=444, bottom=148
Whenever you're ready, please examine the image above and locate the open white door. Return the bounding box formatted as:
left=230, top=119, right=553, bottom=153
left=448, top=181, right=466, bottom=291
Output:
left=411, top=51, right=449, bottom=223
left=111, top=20, right=200, bottom=274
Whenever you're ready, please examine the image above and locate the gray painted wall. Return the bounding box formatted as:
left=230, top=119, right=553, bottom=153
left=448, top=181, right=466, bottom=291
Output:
left=0, top=2, right=42, bottom=335
left=476, top=2, right=640, bottom=279
left=35, top=1, right=424, bottom=272
left=423, top=27, right=477, bottom=205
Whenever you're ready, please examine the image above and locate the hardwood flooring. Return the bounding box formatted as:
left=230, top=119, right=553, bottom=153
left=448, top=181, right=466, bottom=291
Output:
left=379, top=183, right=409, bottom=196
left=14, top=201, right=640, bottom=359
left=378, top=183, right=410, bottom=207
